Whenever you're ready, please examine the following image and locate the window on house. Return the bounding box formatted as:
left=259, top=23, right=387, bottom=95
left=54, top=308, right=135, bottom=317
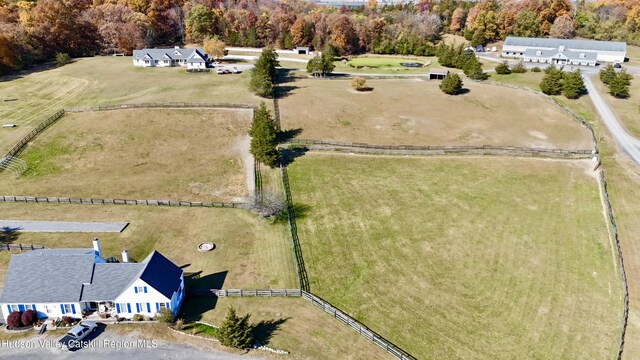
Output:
left=158, top=303, right=167, bottom=310
left=10, top=304, right=19, bottom=312
left=136, top=303, right=146, bottom=313
left=24, top=304, right=34, bottom=310
left=117, top=303, right=130, bottom=313
left=63, top=304, right=72, bottom=313
left=135, top=286, right=147, bottom=293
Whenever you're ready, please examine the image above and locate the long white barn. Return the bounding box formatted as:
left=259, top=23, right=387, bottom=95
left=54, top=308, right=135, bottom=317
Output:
left=502, top=37, right=627, bottom=66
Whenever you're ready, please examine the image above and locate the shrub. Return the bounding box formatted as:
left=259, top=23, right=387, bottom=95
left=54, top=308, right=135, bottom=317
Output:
left=21, top=310, right=37, bottom=326
left=531, top=67, right=541, bottom=73
left=156, top=308, right=174, bottom=323
left=174, top=318, right=184, bottom=330
left=599, top=64, right=616, bottom=85
left=439, top=73, right=463, bottom=95
left=510, top=61, right=527, bottom=73
left=7, top=311, right=22, bottom=329
left=132, top=314, right=144, bottom=322
left=351, top=76, right=371, bottom=91
left=495, top=61, right=511, bottom=75
left=55, top=53, right=72, bottom=67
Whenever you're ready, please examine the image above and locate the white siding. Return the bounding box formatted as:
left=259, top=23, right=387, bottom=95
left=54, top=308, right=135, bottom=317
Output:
left=1, top=302, right=81, bottom=320
left=113, top=279, right=171, bottom=319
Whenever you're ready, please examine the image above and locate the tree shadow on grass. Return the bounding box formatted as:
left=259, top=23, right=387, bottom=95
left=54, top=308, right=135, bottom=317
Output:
left=252, top=318, right=289, bottom=346
left=0, top=227, right=20, bottom=244
left=182, top=270, right=228, bottom=321
left=457, top=88, right=470, bottom=95
left=278, top=128, right=303, bottom=142
left=280, top=147, right=308, bottom=166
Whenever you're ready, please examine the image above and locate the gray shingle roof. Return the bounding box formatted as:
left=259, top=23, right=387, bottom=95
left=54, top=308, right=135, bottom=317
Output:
left=0, top=249, right=96, bottom=303
left=80, top=263, right=145, bottom=301
left=504, top=37, right=627, bottom=53
left=524, top=48, right=598, bottom=61
left=186, top=49, right=207, bottom=63
left=0, top=249, right=183, bottom=304
left=133, top=47, right=207, bottom=62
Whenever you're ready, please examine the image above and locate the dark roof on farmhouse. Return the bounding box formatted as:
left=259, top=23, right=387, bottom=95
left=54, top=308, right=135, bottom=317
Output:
left=0, top=249, right=182, bottom=303
left=504, top=37, right=627, bottom=53
left=133, top=47, right=207, bottom=62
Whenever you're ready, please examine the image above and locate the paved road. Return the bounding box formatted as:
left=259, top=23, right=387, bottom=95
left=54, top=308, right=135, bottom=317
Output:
left=583, top=74, right=640, bottom=165
left=0, top=220, right=129, bottom=232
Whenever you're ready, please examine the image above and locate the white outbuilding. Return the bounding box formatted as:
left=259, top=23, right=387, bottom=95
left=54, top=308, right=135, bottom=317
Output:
left=502, top=36, right=627, bottom=66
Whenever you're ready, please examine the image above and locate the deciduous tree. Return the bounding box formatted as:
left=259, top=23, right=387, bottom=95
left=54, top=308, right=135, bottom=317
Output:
left=549, top=14, right=575, bottom=38
left=203, top=37, right=225, bottom=60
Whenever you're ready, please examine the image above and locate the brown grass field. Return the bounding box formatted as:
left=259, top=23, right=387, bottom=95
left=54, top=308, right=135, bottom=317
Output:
left=1, top=108, right=252, bottom=202
left=0, top=57, right=266, bottom=154
left=278, top=77, right=594, bottom=149
left=0, top=203, right=297, bottom=290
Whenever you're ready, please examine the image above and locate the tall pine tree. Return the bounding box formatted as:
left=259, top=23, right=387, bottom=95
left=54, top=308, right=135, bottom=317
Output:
left=250, top=47, right=279, bottom=97
left=561, top=70, right=586, bottom=99
left=217, top=306, right=254, bottom=349
left=440, top=73, right=463, bottom=95
left=608, top=70, right=632, bottom=99
left=250, top=102, right=279, bottom=168
left=539, top=66, right=563, bottom=96
left=599, top=64, right=616, bottom=85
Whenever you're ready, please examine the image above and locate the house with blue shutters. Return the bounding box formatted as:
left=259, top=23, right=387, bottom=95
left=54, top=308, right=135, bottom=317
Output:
left=0, top=239, right=184, bottom=321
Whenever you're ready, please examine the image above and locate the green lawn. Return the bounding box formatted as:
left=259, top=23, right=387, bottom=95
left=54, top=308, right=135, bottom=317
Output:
left=489, top=71, right=544, bottom=91
left=288, top=154, right=620, bottom=359
left=332, top=55, right=438, bottom=74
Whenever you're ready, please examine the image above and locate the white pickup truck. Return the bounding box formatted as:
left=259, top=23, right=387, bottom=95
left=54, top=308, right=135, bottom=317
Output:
left=57, top=321, right=98, bottom=350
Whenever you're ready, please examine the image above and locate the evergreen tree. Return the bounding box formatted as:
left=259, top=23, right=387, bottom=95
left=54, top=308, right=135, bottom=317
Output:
left=470, top=28, right=486, bottom=47
left=463, top=57, right=488, bottom=80
left=250, top=102, right=279, bottom=168
left=599, top=64, right=616, bottom=85
left=510, top=61, right=527, bottom=74
left=539, top=66, right=563, bottom=96
left=440, top=72, right=463, bottom=95
left=306, top=56, right=322, bottom=77
left=250, top=47, right=279, bottom=97
left=561, top=70, right=586, bottom=99
left=217, top=306, right=254, bottom=349
left=320, top=45, right=336, bottom=75
left=608, top=70, right=632, bottom=99
left=495, top=61, right=511, bottom=75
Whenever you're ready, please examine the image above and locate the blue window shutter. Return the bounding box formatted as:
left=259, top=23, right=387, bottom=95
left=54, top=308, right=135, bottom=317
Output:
left=18, top=304, right=24, bottom=312
left=116, top=304, right=120, bottom=313
left=60, top=304, right=66, bottom=314
left=136, top=303, right=140, bottom=312
left=7, top=305, right=11, bottom=313
left=32, top=304, right=36, bottom=311
left=155, top=303, right=159, bottom=311
left=71, top=304, right=76, bottom=314
left=134, top=287, right=138, bottom=294
left=143, top=287, right=148, bottom=293
left=127, top=303, right=131, bottom=313
left=146, top=303, right=151, bottom=313
left=166, top=302, right=169, bottom=310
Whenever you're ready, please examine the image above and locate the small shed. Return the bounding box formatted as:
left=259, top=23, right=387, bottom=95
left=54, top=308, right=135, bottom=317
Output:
left=295, top=46, right=311, bottom=55
left=428, top=68, right=449, bottom=80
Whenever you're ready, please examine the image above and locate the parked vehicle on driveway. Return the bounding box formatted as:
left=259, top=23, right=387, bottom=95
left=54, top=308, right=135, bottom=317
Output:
left=57, top=321, right=98, bottom=350
left=216, top=67, right=225, bottom=74
left=232, top=67, right=241, bottom=74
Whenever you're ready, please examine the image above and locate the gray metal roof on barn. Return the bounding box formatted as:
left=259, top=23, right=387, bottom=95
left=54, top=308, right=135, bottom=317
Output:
left=428, top=68, right=450, bottom=76
left=504, top=37, right=627, bottom=53
left=524, top=48, right=598, bottom=61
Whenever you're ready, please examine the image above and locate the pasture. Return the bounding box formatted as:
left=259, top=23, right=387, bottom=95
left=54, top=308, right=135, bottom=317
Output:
left=333, top=55, right=435, bottom=74
left=0, top=202, right=297, bottom=290
left=1, top=108, right=252, bottom=202
left=288, top=154, right=621, bottom=359
left=0, top=57, right=262, bottom=154
left=593, top=74, right=640, bottom=138
left=278, top=77, right=594, bottom=149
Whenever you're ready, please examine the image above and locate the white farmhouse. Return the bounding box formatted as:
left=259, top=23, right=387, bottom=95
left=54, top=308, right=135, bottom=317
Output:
left=0, top=240, right=185, bottom=321
left=502, top=37, right=627, bottom=66
left=132, top=46, right=208, bottom=70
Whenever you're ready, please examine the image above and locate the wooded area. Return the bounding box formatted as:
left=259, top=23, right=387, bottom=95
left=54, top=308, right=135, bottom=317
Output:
left=1, top=0, right=639, bottom=74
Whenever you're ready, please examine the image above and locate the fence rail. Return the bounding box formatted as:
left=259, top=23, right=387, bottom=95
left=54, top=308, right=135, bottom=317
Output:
left=0, top=195, right=243, bottom=208
left=0, top=244, right=45, bottom=251
left=190, top=289, right=302, bottom=297
left=300, top=291, right=416, bottom=360
left=599, top=171, right=629, bottom=360
left=64, top=102, right=255, bottom=112
left=5, top=109, right=65, bottom=159
left=284, top=139, right=595, bottom=159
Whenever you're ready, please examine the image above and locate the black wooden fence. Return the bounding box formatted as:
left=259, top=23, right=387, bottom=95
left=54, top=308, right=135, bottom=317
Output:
left=284, top=139, right=596, bottom=159
left=0, top=195, right=243, bottom=208
left=0, top=244, right=45, bottom=251
left=64, top=102, right=255, bottom=112
left=5, top=109, right=65, bottom=159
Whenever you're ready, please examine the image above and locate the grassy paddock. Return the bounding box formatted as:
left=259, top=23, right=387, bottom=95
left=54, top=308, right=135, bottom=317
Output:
left=592, top=75, right=640, bottom=137
left=1, top=108, right=252, bottom=202
left=0, top=57, right=264, bottom=154
left=279, top=77, right=593, bottom=149
left=191, top=297, right=389, bottom=360
left=0, top=203, right=297, bottom=290
left=288, top=154, right=620, bottom=359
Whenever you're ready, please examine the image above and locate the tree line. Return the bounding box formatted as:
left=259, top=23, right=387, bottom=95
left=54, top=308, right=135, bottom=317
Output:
left=2, top=0, right=640, bottom=75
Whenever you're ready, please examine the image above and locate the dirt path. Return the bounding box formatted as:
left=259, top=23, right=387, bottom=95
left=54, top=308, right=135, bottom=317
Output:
left=236, top=135, right=255, bottom=199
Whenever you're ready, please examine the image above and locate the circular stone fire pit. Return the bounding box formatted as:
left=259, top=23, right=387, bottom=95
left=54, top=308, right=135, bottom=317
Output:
left=198, top=243, right=216, bottom=252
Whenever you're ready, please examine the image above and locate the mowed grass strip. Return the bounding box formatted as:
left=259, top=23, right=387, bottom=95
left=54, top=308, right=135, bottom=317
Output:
left=1, top=108, right=251, bottom=202
left=0, top=203, right=297, bottom=290
left=278, top=78, right=593, bottom=149
left=288, top=154, right=620, bottom=359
